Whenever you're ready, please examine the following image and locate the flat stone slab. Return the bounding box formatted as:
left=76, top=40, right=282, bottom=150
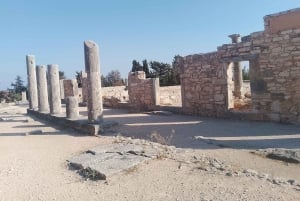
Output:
left=87, top=143, right=159, bottom=159
left=253, top=148, right=300, bottom=163
left=68, top=143, right=164, bottom=180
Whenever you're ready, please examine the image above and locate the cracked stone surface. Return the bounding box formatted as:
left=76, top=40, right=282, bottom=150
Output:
left=68, top=143, right=162, bottom=180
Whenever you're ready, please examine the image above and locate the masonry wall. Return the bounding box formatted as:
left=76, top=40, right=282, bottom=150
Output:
left=102, top=86, right=129, bottom=102
left=128, top=71, right=159, bottom=111
left=159, top=85, right=182, bottom=106
left=63, top=79, right=78, bottom=97
left=177, top=8, right=300, bottom=123
left=177, top=52, right=231, bottom=116
left=264, top=8, right=300, bottom=34
left=97, top=84, right=181, bottom=106
left=219, top=28, right=300, bottom=123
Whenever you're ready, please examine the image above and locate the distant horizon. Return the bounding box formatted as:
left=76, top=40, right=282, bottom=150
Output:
left=0, top=1, right=299, bottom=90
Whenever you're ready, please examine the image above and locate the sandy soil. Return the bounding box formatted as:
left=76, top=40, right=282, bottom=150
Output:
left=0, top=105, right=299, bottom=201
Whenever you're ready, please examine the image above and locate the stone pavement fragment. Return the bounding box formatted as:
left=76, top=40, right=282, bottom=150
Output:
left=68, top=143, right=163, bottom=180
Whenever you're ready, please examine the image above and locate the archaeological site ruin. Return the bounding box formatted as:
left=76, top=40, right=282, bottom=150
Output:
left=25, top=8, right=300, bottom=134
left=3, top=1, right=300, bottom=199
left=129, top=8, right=300, bottom=124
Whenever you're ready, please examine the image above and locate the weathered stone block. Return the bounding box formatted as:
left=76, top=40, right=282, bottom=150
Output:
left=271, top=93, right=285, bottom=100
left=63, top=79, right=78, bottom=97
left=214, top=94, right=224, bottom=102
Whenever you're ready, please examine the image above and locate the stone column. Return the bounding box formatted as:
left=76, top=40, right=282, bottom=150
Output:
left=47, top=64, right=61, bottom=114
left=228, top=34, right=240, bottom=44
left=232, top=61, right=243, bottom=98
left=81, top=71, right=88, bottom=104
left=36, top=65, right=49, bottom=112
left=66, top=96, right=78, bottom=119
left=26, top=55, right=38, bottom=110
left=59, top=79, right=65, bottom=100
left=152, top=78, right=160, bottom=106
left=229, top=34, right=243, bottom=98
left=21, top=91, right=27, bottom=101
left=84, top=40, right=103, bottom=123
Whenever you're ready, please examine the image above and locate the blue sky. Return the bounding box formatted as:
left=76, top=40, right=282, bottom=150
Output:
left=0, top=0, right=299, bottom=90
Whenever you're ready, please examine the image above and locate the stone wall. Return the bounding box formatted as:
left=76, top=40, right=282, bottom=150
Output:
left=128, top=71, right=159, bottom=111
left=63, top=79, right=78, bottom=97
left=264, top=8, right=300, bottom=34
left=100, top=85, right=182, bottom=107
left=159, top=85, right=182, bottom=106
left=102, top=86, right=129, bottom=102
left=176, top=52, right=230, bottom=116
left=176, top=8, right=300, bottom=123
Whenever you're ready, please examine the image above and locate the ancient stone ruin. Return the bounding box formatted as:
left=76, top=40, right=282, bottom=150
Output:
left=84, top=40, right=103, bottom=123
left=119, top=8, right=300, bottom=124
left=26, top=8, right=300, bottom=128
left=26, top=40, right=108, bottom=135
left=48, top=64, right=61, bottom=115
left=174, top=8, right=300, bottom=124
left=26, top=55, right=38, bottom=110
left=128, top=71, right=160, bottom=111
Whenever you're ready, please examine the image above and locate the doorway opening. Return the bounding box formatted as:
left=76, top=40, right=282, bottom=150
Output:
left=227, top=60, right=252, bottom=111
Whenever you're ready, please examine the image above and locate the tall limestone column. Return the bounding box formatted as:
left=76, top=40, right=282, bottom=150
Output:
left=26, top=55, right=38, bottom=110
left=47, top=64, right=61, bottom=114
left=229, top=34, right=243, bottom=98
left=84, top=40, right=103, bottom=123
left=36, top=65, right=49, bottom=113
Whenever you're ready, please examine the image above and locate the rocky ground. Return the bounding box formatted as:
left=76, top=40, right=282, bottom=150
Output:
left=0, top=104, right=299, bottom=201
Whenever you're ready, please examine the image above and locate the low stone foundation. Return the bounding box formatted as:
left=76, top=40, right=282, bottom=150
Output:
left=27, top=109, right=117, bottom=135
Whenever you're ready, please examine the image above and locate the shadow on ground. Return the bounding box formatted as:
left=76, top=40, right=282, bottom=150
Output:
left=10, top=107, right=300, bottom=149
left=101, top=108, right=300, bottom=150
left=0, top=126, right=91, bottom=137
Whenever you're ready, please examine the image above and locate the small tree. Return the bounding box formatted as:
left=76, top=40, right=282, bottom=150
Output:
left=106, top=70, right=124, bottom=86
left=75, top=71, right=82, bottom=87
left=59, top=71, right=66, bottom=80
left=131, top=60, right=143, bottom=72
left=142, top=59, right=151, bottom=78
left=101, top=70, right=125, bottom=87
left=171, top=55, right=181, bottom=85
left=242, top=66, right=250, bottom=80
left=11, top=75, right=26, bottom=94
left=130, top=56, right=181, bottom=86
left=8, top=75, right=27, bottom=101
left=149, top=61, right=173, bottom=86
left=101, top=75, right=108, bottom=87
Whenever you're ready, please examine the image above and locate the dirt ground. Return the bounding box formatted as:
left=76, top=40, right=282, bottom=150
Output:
left=0, top=105, right=299, bottom=201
